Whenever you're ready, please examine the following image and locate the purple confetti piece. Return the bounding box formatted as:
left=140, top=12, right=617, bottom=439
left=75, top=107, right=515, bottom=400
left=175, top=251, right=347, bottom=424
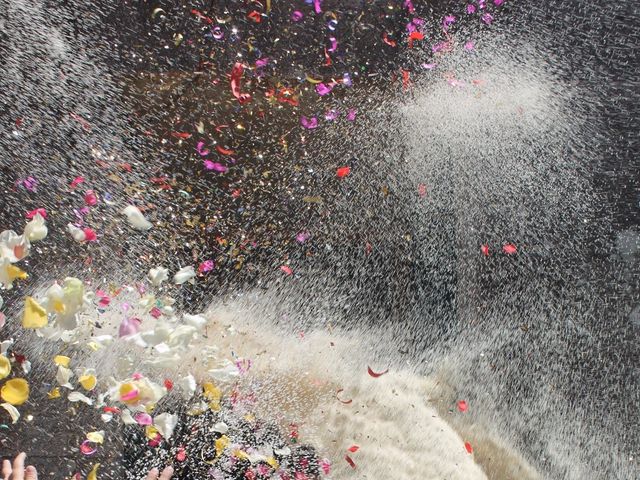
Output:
left=328, top=37, right=338, bottom=52
left=204, top=161, right=228, bottom=172
left=325, top=110, right=339, bottom=120
left=315, top=83, right=333, bottom=95
left=346, top=109, right=357, bottom=121
left=196, top=141, right=210, bottom=156
left=482, top=13, right=494, bottom=24
left=291, top=10, right=303, bottom=22
left=296, top=231, right=311, bottom=243
left=301, top=116, right=319, bottom=129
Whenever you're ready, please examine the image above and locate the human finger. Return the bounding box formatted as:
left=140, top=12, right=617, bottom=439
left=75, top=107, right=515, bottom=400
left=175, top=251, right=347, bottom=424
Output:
left=2, top=459, right=12, bottom=480
left=24, top=465, right=38, bottom=480
left=11, top=453, right=26, bottom=480
left=144, top=468, right=159, bottom=480
left=158, top=466, right=174, bottom=480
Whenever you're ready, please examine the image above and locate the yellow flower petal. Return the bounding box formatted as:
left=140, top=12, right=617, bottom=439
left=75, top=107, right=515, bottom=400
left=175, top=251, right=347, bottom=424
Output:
left=87, top=431, right=104, bottom=444
left=7, top=265, right=28, bottom=281
left=0, top=355, right=11, bottom=380
left=119, top=383, right=140, bottom=404
left=145, top=425, right=159, bottom=440
left=203, top=382, right=221, bottom=412
left=22, top=296, right=47, bottom=329
left=79, top=374, right=97, bottom=391
left=47, top=387, right=61, bottom=399
left=1, top=378, right=30, bottom=405
left=87, top=463, right=100, bottom=480
left=54, top=355, right=71, bottom=367
left=215, top=435, right=229, bottom=457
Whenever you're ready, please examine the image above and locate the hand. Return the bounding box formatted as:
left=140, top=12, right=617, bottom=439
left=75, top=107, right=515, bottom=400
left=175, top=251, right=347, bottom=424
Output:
left=2, top=453, right=37, bottom=480
left=145, top=466, right=174, bottom=480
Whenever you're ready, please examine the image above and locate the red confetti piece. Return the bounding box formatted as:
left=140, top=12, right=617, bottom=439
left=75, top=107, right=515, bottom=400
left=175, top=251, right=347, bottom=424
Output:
left=171, top=132, right=192, bottom=139
left=336, top=166, right=351, bottom=178
left=347, top=445, right=359, bottom=453
left=382, top=32, right=397, bottom=47
left=336, top=389, right=353, bottom=404
left=418, top=183, right=427, bottom=197
left=457, top=400, right=468, bottom=412
left=164, top=379, right=174, bottom=390
left=80, top=440, right=97, bottom=456
left=408, top=31, right=424, bottom=48
left=344, top=455, right=356, bottom=469
left=367, top=366, right=389, bottom=378
left=230, top=62, right=252, bottom=104
left=502, top=243, right=517, bottom=255
left=247, top=10, right=261, bottom=22
left=216, top=145, right=236, bottom=155
left=190, top=9, right=213, bottom=24
left=464, top=441, right=473, bottom=454
left=481, top=244, right=490, bottom=256
left=402, top=69, right=411, bottom=89
left=103, top=406, right=121, bottom=414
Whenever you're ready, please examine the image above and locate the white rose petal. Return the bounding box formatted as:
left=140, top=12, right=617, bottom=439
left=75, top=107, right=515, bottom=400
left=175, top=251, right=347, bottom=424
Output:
left=67, top=223, right=86, bottom=242
left=173, top=266, right=196, bottom=285
left=1, top=403, right=20, bottom=423
left=183, top=314, right=207, bottom=331
left=148, top=266, right=169, bottom=286
left=24, top=214, right=48, bottom=242
left=68, top=391, right=93, bottom=405
left=122, top=205, right=152, bottom=231
left=177, top=374, right=197, bottom=398
left=56, top=365, right=74, bottom=389
left=154, top=412, right=179, bottom=439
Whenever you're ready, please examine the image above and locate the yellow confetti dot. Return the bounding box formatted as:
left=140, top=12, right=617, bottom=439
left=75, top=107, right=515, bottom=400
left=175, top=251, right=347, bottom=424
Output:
left=22, top=296, right=47, bottom=329
left=54, top=355, right=71, bottom=367
left=47, top=387, right=61, bottom=399
left=0, top=355, right=11, bottom=380
left=1, top=378, right=30, bottom=405
left=266, top=457, right=279, bottom=470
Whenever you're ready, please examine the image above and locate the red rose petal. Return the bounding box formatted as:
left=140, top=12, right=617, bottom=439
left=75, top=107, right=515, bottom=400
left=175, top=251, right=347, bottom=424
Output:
left=336, top=166, right=351, bottom=178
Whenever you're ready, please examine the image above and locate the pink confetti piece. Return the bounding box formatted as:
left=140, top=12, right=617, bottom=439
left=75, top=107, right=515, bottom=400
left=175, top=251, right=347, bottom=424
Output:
left=280, top=265, right=293, bottom=275
left=503, top=243, right=517, bottom=255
